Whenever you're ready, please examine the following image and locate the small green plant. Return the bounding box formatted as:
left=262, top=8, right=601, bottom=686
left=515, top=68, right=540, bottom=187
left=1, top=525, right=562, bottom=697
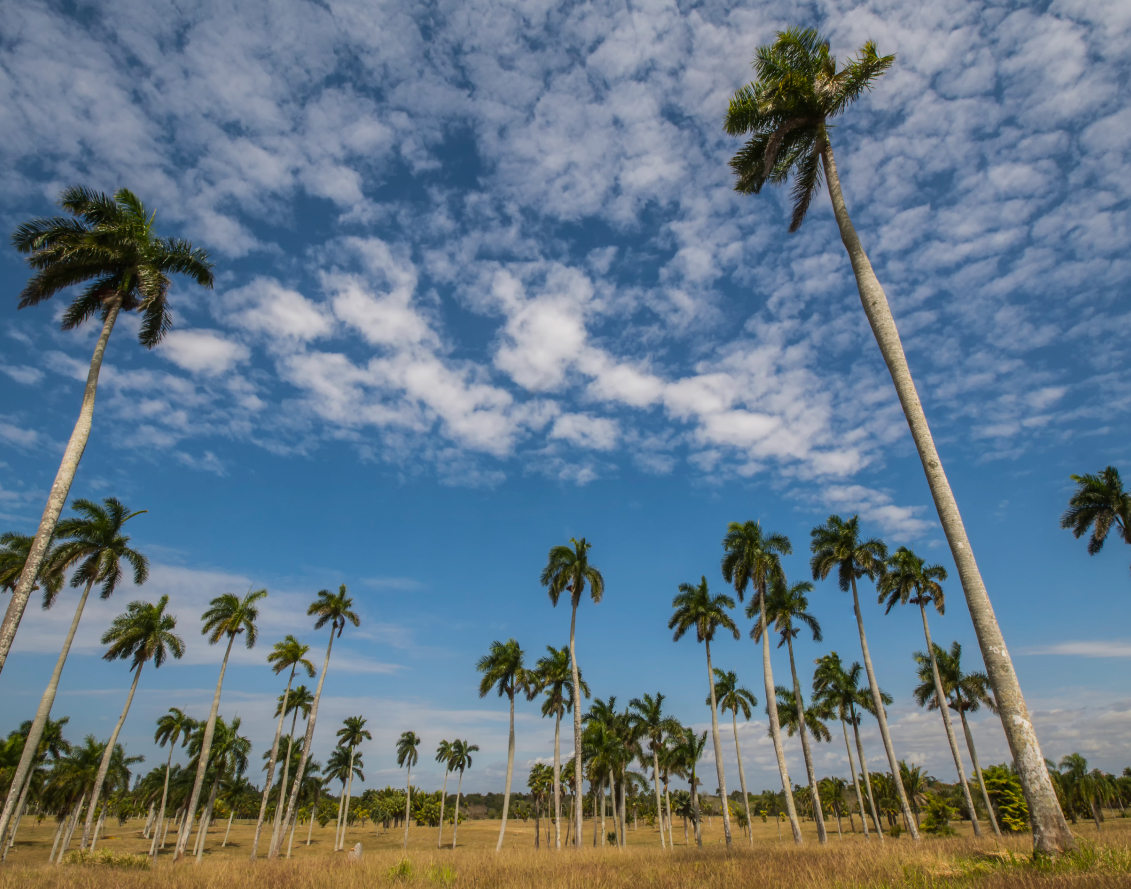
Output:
left=65, top=849, right=150, bottom=869
left=921, top=795, right=957, bottom=836
left=427, top=863, right=456, bottom=886
left=388, top=858, right=414, bottom=882
left=889, top=822, right=903, bottom=838
left=607, top=831, right=617, bottom=844
left=982, top=764, right=1029, bottom=832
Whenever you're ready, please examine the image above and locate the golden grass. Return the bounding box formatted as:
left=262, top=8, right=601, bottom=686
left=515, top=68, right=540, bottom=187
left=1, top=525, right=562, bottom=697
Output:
left=2, top=815, right=1130, bottom=888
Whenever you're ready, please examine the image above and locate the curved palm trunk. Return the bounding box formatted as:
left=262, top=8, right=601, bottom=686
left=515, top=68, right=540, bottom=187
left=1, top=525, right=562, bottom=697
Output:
left=957, top=703, right=1001, bottom=837
left=174, top=632, right=236, bottom=861
left=0, top=298, right=122, bottom=677
left=0, top=577, right=97, bottom=845
left=268, top=707, right=300, bottom=856
left=54, top=791, right=87, bottom=865
left=452, top=769, right=464, bottom=849
left=339, top=748, right=357, bottom=851
left=194, top=778, right=221, bottom=861
left=251, top=667, right=296, bottom=859
left=840, top=717, right=869, bottom=839
left=82, top=661, right=144, bottom=849
left=568, top=599, right=583, bottom=848
left=846, top=574, right=918, bottom=839
left=552, top=710, right=562, bottom=850
left=271, top=629, right=335, bottom=859
left=851, top=709, right=884, bottom=839
left=223, top=810, right=234, bottom=846
left=821, top=141, right=1072, bottom=854
left=704, top=640, right=733, bottom=847
left=2, top=757, right=38, bottom=859
left=786, top=636, right=827, bottom=843
left=334, top=781, right=346, bottom=850
left=496, top=689, right=516, bottom=852
left=731, top=710, right=754, bottom=847
left=760, top=591, right=802, bottom=843
left=437, top=768, right=449, bottom=848
left=651, top=747, right=666, bottom=849
left=403, top=762, right=413, bottom=850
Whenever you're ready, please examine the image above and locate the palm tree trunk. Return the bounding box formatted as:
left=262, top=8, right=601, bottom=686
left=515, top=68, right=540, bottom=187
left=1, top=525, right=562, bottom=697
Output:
left=957, top=704, right=1001, bottom=836
left=2, top=758, right=37, bottom=859
left=151, top=750, right=174, bottom=858
left=760, top=590, right=802, bottom=843
left=651, top=748, right=666, bottom=849
left=553, top=711, right=562, bottom=850
left=340, top=748, right=357, bottom=851
left=0, top=296, right=122, bottom=677
left=731, top=710, right=753, bottom=847
left=496, top=690, right=516, bottom=853
left=593, top=781, right=600, bottom=846
left=664, top=782, right=674, bottom=847
left=437, top=768, right=449, bottom=848
left=568, top=598, right=583, bottom=848
left=56, top=791, right=87, bottom=864
left=403, top=762, right=413, bottom=850
left=821, top=141, right=1072, bottom=854
left=840, top=717, right=870, bottom=839
left=847, top=574, right=918, bottom=839
left=618, top=775, right=626, bottom=847
left=691, top=772, right=702, bottom=847
left=82, top=661, right=144, bottom=849
left=269, top=706, right=301, bottom=857
left=452, top=769, right=463, bottom=849
left=251, top=668, right=295, bottom=859
left=605, top=769, right=614, bottom=846
left=223, top=810, right=234, bottom=846
left=851, top=711, right=884, bottom=839
left=306, top=786, right=319, bottom=845
left=195, top=778, right=220, bottom=861
left=786, top=636, right=827, bottom=843
left=286, top=806, right=298, bottom=857
left=703, top=640, right=733, bottom=847
left=48, top=814, right=66, bottom=863
left=0, top=577, right=97, bottom=845
left=334, top=783, right=346, bottom=851
left=175, top=632, right=236, bottom=861
left=272, top=628, right=335, bottom=859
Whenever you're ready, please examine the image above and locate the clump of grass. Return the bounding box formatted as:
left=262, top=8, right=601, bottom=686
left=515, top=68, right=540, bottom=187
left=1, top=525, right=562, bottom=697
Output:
left=426, top=863, right=456, bottom=885
left=387, top=857, right=414, bottom=882
left=63, top=849, right=150, bottom=869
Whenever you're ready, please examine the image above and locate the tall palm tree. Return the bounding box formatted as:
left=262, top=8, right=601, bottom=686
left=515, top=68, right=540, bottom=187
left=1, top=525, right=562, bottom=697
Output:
left=725, top=28, right=1071, bottom=853
left=541, top=537, right=604, bottom=848
left=151, top=708, right=194, bottom=857
left=448, top=740, right=477, bottom=849
left=811, top=653, right=873, bottom=840
left=188, top=715, right=251, bottom=861
left=757, top=576, right=828, bottom=843
left=267, top=684, right=312, bottom=856
left=669, top=575, right=738, bottom=847
left=396, top=731, right=420, bottom=850
left=880, top=547, right=982, bottom=835
left=80, top=595, right=184, bottom=849
left=271, top=585, right=359, bottom=859
left=0, top=532, right=63, bottom=600
left=721, top=520, right=802, bottom=843
left=477, top=638, right=530, bottom=852
left=627, top=693, right=680, bottom=850
left=671, top=728, right=707, bottom=846
left=534, top=645, right=589, bottom=850
left=0, top=497, right=148, bottom=847
left=435, top=740, right=454, bottom=848
left=174, top=587, right=266, bottom=861
left=1, top=187, right=213, bottom=675
left=250, top=636, right=314, bottom=860
left=710, top=670, right=757, bottom=847
left=1061, top=467, right=1131, bottom=576
left=810, top=514, right=918, bottom=839
left=912, top=641, right=1001, bottom=836
left=335, top=716, right=370, bottom=851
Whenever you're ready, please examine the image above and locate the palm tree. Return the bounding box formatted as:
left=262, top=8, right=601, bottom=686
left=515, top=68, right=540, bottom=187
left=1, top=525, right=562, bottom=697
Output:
left=267, top=683, right=312, bottom=856
left=627, top=693, right=680, bottom=850
left=250, top=636, right=314, bottom=860
left=812, top=653, right=874, bottom=840
left=710, top=670, right=757, bottom=847
left=449, top=740, right=478, bottom=849
left=188, top=715, right=251, bottom=860
left=1061, top=467, right=1131, bottom=576
left=396, top=731, right=420, bottom=850
left=725, top=28, right=1071, bottom=853
left=151, top=708, right=194, bottom=857
left=174, top=587, right=266, bottom=861
left=720, top=520, right=802, bottom=843
left=810, top=514, right=918, bottom=839
left=0, top=187, right=213, bottom=675
left=541, top=537, right=604, bottom=848
left=335, top=716, right=370, bottom=851
left=671, top=728, right=707, bottom=846
left=535, top=645, right=589, bottom=850
left=477, top=638, right=530, bottom=852
left=271, top=585, right=359, bottom=859
left=669, top=575, right=738, bottom=847
left=80, top=595, right=184, bottom=849
left=0, top=497, right=148, bottom=847
left=0, top=715, right=70, bottom=858
left=435, top=740, right=454, bottom=848
left=757, top=576, right=828, bottom=842
left=0, top=532, right=63, bottom=600
left=912, top=641, right=1001, bottom=836
left=880, top=547, right=982, bottom=835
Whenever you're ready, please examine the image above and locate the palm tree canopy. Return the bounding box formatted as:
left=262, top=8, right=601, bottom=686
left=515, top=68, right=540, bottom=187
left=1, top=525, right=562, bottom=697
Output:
left=721, top=520, right=791, bottom=601
left=750, top=575, right=822, bottom=646
left=541, top=537, right=604, bottom=608
left=202, top=587, right=267, bottom=649
left=669, top=576, right=739, bottom=644
left=811, top=652, right=890, bottom=720
left=809, top=514, right=887, bottom=591
left=450, top=739, right=479, bottom=773
left=0, top=531, right=64, bottom=603
left=308, top=584, right=360, bottom=637
left=709, top=669, right=758, bottom=718
left=435, top=739, right=454, bottom=769
left=773, top=686, right=832, bottom=742
left=878, top=546, right=947, bottom=615
left=326, top=745, right=363, bottom=785
left=100, top=594, right=185, bottom=670
left=627, top=692, right=681, bottom=752
left=396, top=731, right=420, bottom=769
left=911, top=641, right=997, bottom=715
left=11, top=186, right=214, bottom=347
left=724, top=27, right=894, bottom=231
left=275, top=684, right=314, bottom=719
left=267, top=635, right=315, bottom=678
left=337, top=715, right=371, bottom=750
left=154, top=707, right=195, bottom=748
left=1060, top=466, right=1131, bottom=556
left=534, top=645, right=590, bottom=718
left=52, top=497, right=149, bottom=602
left=477, top=638, right=529, bottom=699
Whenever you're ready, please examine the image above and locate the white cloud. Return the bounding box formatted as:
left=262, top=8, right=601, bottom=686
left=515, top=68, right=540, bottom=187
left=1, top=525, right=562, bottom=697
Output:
left=1021, top=640, right=1131, bottom=658
left=821, top=484, right=935, bottom=540
left=158, top=329, right=250, bottom=376
left=549, top=413, right=619, bottom=451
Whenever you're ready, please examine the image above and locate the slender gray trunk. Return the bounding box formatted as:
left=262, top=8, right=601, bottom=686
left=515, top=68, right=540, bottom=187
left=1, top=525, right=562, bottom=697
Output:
left=437, top=767, right=449, bottom=848
left=691, top=772, right=701, bottom=847
left=704, top=640, right=733, bottom=846
left=195, top=778, right=220, bottom=861
left=223, top=810, right=234, bottom=846
left=339, top=747, right=356, bottom=851
left=403, top=761, right=413, bottom=850
left=251, top=666, right=295, bottom=859
left=760, top=589, right=801, bottom=843
left=285, top=806, right=297, bottom=857
left=731, top=710, right=754, bottom=847
left=651, top=747, right=666, bottom=849
left=958, top=704, right=1001, bottom=836
left=82, top=661, right=144, bottom=849
left=553, top=711, right=562, bottom=850
left=48, top=814, right=66, bottom=863
left=90, top=806, right=106, bottom=852
left=2, top=757, right=36, bottom=859
left=496, top=690, right=516, bottom=852
left=568, top=599, right=583, bottom=847
left=143, top=802, right=155, bottom=839
left=851, top=709, right=884, bottom=839
left=841, top=717, right=870, bottom=839
left=821, top=140, right=1072, bottom=854
left=452, top=769, right=463, bottom=849
left=786, top=636, right=827, bottom=843
left=57, top=791, right=87, bottom=865
left=151, top=750, right=174, bottom=857
left=664, top=783, right=674, bottom=847
left=268, top=706, right=301, bottom=857
left=0, top=298, right=122, bottom=676
left=305, top=785, right=319, bottom=845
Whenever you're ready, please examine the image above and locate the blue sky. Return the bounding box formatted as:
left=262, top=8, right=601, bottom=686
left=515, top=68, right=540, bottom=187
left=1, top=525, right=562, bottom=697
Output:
left=1, top=0, right=1129, bottom=797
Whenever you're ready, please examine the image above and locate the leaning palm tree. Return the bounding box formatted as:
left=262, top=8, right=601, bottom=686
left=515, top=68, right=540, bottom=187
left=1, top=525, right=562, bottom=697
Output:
left=1061, top=467, right=1131, bottom=576
left=396, top=731, right=420, bottom=850
left=0, top=715, right=70, bottom=859
left=627, top=692, right=680, bottom=850
left=271, top=585, right=359, bottom=859
left=720, top=520, right=802, bottom=843
left=334, top=716, right=370, bottom=851
left=535, top=645, right=589, bottom=850
left=810, top=514, right=918, bottom=839
left=151, top=708, right=195, bottom=857
left=0, top=497, right=148, bottom=847
left=757, top=576, right=828, bottom=843
left=725, top=28, right=1070, bottom=853
left=435, top=740, right=454, bottom=848
left=880, top=547, right=982, bottom=835
left=541, top=537, right=604, bottom=847
left=477, top=638, right=530, bottom=852
left=173, top=587, right=266, bottom=861
left=250, top=636, right=314, bottom=860
left=811, top=653, right=874, bottom=840
left=668, top=575, right=737, bottom=848
left=80, top=595, right=184, bottom=849
left=449, top=740, right=478, bottom=849
left=710, top=670, right=757, bottom=847
left=0, top=187, right=213, bottom=675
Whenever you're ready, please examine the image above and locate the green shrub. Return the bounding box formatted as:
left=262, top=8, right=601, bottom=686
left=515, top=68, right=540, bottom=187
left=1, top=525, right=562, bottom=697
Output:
left=982, top=765, right=1029, bottom=832
left=427, top=864, right=456, bottom=886
left=388, top=858, right=414, bottom=882
left=65, top=849, right=150, bottom=869
left=921, top=796, right=957, bottom=836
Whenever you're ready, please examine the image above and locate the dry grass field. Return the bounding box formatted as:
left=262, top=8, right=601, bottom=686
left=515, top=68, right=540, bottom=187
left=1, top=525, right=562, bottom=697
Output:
left=1, top=814, right=1129, bottom=888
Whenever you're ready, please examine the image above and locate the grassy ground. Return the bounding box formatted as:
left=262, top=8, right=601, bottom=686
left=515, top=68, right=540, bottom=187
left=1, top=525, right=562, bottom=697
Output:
left=1, top=813, right=1129, bottom=887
